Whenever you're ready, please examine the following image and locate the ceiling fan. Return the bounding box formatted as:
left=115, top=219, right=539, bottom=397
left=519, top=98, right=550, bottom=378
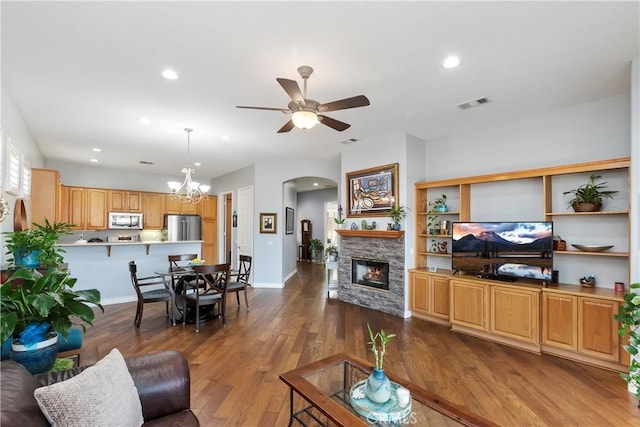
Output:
left=236, top=65, right=370, bottom=133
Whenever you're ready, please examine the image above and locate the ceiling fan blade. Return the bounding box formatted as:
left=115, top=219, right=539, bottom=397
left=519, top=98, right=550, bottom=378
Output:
left=236, top=105, right=289, bottom=113
left=276, top=78, right=305, bottom=104
left=319, top=95, right=370, bottom=112
left=318, top=115, right=351, bottom=132
left=277, top=119, right=295, bottom=133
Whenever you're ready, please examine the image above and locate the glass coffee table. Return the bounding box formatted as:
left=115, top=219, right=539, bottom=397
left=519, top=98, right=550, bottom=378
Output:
left=280, top=353, right=497, bottom=426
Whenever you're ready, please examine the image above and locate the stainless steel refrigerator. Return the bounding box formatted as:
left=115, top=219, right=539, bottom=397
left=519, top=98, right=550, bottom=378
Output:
left=164, top=214, right=202, bottom=241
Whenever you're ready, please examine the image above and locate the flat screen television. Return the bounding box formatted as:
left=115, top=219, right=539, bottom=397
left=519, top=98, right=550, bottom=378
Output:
left=451, top=221, right=553, bottom=282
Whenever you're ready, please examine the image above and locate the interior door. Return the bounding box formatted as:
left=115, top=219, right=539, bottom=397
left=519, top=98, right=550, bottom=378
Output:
left=236, top=186, right=253, bottom=272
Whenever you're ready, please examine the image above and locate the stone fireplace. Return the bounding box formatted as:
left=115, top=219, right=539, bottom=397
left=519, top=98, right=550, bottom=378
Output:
left=336, top=230, right=405, bottom=317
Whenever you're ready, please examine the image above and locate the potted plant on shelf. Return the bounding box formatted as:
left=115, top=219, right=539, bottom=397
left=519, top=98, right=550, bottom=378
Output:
left=614, top=282, right=640, bottom=404
left=388, top=205, right=409, bottom=230
left=427, top=195, right=447, bottom=235
left=324, top=245, right=338, bottom=263
left=365, top=323, right=396, bottom=403
left=562, top=174, right=618, bottom=212
left=334, top=204, right=346, bottom=229
left=3, top=219, right=73, bottom=268
left=1, top=267, right=103, bottom=374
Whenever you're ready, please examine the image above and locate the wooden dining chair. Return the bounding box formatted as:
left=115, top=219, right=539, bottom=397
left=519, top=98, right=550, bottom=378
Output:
left=128, top=261, right=175, bottom=328
left=168, top=254, right=198, bottom=291
left=226, top=255, right=252, bottom=310
left=183, top=264, right=229, bottom=333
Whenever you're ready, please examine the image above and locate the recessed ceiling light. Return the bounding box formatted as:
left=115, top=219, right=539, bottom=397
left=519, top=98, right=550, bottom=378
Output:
left=221, top=135, right=230, bottom=141
left=139, top=117, right=150, bottom=124
left=443, top=56, right=460, bottom=68
left=90, top=159, right=99, bottom=163
left=92, top=148, right=101, bottom=152
left=313, top=182, right=319, bottom=187
left=162, top=69, right=178, bottom=80
left=194, top=162, right=201, bottom=167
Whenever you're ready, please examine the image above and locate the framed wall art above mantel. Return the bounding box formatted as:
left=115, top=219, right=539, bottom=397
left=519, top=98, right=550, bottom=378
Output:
left=346, top=163, right=399, bottom=218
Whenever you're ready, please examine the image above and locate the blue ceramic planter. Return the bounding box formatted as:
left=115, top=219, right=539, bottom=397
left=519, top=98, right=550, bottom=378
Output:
left=14, top=250, right=41, bottom=268
left=10, top=334, right=58, bottom=374
left=365, top=368, right=391, bottom=403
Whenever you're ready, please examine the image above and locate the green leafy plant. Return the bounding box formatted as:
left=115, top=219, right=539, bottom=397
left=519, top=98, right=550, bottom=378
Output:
left=388, top=205, right=409, bottom=226
left=367, top=323, right=396, bottom=370
left=614, top=282, right=640, bottom=400
left=427, top=195, right=447, bottom=235
left=334, top=217, right=346, bottom=225
left=562, top=174, right=618, bottom=209
left=324, top=245, right=338, bottom=262
left=3, top=219, right=73, bottom=268
left=0, top=267, right=103, bottom=345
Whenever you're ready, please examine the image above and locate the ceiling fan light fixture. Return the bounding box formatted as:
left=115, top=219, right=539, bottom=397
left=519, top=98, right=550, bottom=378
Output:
left=292, top=109, right=319, bottom=130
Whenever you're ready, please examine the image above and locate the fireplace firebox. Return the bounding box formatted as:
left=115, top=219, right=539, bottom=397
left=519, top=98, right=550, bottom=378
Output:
left=351, top=257, right=390, bottom=291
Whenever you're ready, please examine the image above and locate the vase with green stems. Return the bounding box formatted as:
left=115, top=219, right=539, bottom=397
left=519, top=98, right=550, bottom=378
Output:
left=365, top=323, right=396, bottom=403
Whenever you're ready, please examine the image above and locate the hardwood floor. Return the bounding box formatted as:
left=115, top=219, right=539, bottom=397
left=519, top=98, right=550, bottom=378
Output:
left=79, top=262, right=638, bottom=426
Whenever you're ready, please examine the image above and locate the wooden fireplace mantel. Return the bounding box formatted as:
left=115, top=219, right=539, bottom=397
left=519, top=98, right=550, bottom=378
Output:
left=336, top=229, right=404, bottom=239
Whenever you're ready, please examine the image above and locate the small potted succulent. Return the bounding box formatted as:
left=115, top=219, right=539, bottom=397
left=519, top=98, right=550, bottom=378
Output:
left=562, top=174, right=618, bottom=212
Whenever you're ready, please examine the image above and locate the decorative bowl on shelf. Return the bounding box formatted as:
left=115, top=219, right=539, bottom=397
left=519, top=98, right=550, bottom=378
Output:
left=579, top=276, right=597, bottom=288
left=571, top=244, right=613, bottom=252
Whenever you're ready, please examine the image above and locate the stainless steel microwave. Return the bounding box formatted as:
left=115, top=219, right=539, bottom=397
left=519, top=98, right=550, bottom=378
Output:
left=108, top=212, right=143, bottom=229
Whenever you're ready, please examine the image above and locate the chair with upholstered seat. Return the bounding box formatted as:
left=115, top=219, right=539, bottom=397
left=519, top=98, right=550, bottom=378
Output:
left=129, top=261, right=176, bottom=328
left=183, top=263, right=229, bottom=333
left=226, top=254, right=252, bottom=310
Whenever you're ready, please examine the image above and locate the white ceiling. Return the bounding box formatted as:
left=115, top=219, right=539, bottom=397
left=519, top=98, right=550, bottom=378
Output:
left=2, top=1, right=638, bottom=191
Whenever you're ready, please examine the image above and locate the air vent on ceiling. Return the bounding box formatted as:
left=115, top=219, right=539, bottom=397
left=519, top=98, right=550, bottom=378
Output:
left=457, top=97, right=491, bottom=110
left=340, top=138, right=358, bottom=145
left=139, top=160, right=154, bottom=165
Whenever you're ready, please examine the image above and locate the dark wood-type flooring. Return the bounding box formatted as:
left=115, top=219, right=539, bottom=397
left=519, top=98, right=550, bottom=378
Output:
left=78, top=262, right=638, bottom=426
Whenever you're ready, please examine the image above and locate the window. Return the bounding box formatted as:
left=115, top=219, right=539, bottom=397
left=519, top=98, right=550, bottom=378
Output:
left=5, top=137, right=21, bottom=195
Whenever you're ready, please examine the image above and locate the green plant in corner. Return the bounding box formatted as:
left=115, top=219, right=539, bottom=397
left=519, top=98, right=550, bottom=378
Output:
left=614, top=282, right=640, bottom=401
left=309, top=238, right=324, bottom=262
left=1, top=267, right=103, bottom=345
left=562, top=174, right=618, bottom=211
left=367, top=323, right=396, bottom=370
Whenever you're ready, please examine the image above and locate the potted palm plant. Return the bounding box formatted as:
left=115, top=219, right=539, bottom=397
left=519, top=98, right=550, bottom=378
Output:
left=562, top=174, right=618, bottom=212
left=388, top=205, right=409, bottom=230
left=614, top=282, right=640, bottom=403
left=309, top=239, right=324, bottom=263
left=3, top=220, right=73, bottom=268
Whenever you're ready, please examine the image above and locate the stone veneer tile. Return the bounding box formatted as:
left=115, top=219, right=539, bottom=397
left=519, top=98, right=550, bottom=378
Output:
left=337, top=235, right=405, bottom=317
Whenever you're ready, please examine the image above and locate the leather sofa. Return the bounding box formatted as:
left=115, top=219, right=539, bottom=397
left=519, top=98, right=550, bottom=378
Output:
left=1, top=349, right=199, bottom=426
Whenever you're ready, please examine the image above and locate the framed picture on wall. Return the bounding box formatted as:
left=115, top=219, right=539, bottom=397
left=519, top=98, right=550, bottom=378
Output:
left=346, top=163, right=399, bottom=217
left=260, top=212, right=277, bottom=234
left=285, top=207, right=294, bottom=234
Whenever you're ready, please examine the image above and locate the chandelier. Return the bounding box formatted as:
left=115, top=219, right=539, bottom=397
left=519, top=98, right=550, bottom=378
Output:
left=167, top=128, right=210, bottom=204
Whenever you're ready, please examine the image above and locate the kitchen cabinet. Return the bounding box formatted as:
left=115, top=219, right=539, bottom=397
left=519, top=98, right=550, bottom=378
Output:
left=165, top=196, right=198, bottom=215
left=108, top=190, right=142, bottom=213
left=63, top=186, right=86, bottom=230
left=408, top=269, right=450, bottom=325
left=200, top=196, right=218, bottom=262
left=86, top=188, right=108, bottom=230
left=142, top=193, right=165, bottom=230
left=30, top=168, right=61, bottom=225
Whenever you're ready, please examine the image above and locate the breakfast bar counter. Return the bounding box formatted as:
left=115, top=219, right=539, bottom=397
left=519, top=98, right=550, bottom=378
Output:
left=58, top=241, right=204, bottom=304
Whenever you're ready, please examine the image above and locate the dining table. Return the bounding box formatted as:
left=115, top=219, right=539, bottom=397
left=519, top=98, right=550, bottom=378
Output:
left=154, top=266, right=216, bottom=324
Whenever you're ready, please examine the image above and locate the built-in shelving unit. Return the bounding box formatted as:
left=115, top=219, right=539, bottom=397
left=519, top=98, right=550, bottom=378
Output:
left=414, top=157, right=631, bottom=288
